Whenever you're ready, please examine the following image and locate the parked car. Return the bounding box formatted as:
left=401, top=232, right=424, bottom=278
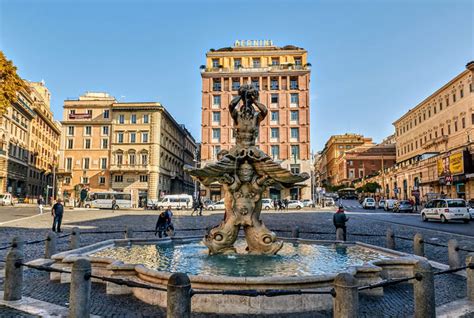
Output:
left=322, top=197, right=335, bottom=207
left=156, top=194, right=193, bottom=210
left=421, top=199, right=470, bottom=223
left=378, top=200, right=386, bottom=209
left=207, top=199, right=225, bottom=211
left=362, top=198, right=376, bottom=209
left=286, top=200, right=304, bottom=210
left=261, top=198, right=273, bottom=210
left=393, top=200, right=414, bottom=213
left=301, top=199, right=315, bottom=208
left=469, top=200, right=474, bottom=219
left=0, top=193, right=13, bottom=206
left=384, top=199, right=397, bottom=211
left=147, top=199, right=160, bottom=210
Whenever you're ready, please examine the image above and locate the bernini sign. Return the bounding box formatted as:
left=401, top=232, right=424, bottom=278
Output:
left=234, top=40, right=274, bottom=47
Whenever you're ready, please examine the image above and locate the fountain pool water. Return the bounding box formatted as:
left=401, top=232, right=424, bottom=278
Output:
left=91, top=239, right=391, bottom=277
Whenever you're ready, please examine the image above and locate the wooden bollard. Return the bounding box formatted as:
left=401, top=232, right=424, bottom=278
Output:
left=413, top=260, right=435, bottom=318
left=386, top=228, right=395, bottom=250
left=45, top=231, right=57, bottom=258
left=167, top=272, right=191, bottom=318
left=448, top=239, right=461, bottom=269
left=413, top=233, right=424, bottom=257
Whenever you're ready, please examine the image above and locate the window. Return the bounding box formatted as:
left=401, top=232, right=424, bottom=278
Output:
left=212, top=145, right=221, bottom=159
left=290, top=164, right=300, bottom=174
left=140, top=175, right=148, bottom=182
left=212, top=59, right=219, bottom=68
left=66, top=158, right=72, bottom=171
left=101, top=158, right=107, bottom=169
left=251, top=78, right=259, bottom=90
left=116, top=153, right=123, bottom=165
left=114, top=175, right=123, bottom=183
left=271, top=57, right=279, bottom=65
left=290, top=93, right=299, bottom=105
left=270, top=111, right=279, bottom=122
left=83, top=158, right=90, bottom=169
left=232, top=79, right=240, bottom=91
left=453, top=93, right=456, bottom=103
left=349, top=169, right=355, bottom=179
left=131, top=114, right=137, bottom=124
left=142, top=132, right=148, bottom=143
left=81, top=177, right=89, bottom=184
left=212, top=112, right=221, bottom=123
left=439, top=102, right=443, bottom=111
left=143, top=114, right=149, bottom=124
left=348, top=160, right=353, bottom=166
left=68, top=126, right=74, bottom=136
left=441, top=128, right=444, bottom=136
left=271, top=145, right=279, bottom=159
left=233, top=58, right=241, bottom=69
left=461, top=89, right=464, bottom=98
left=213, top=95, right=221, bottom=107
left=291, top=145, right=300, bottom=160
left=102, top=126, right=109, bottom=135
left=119, top=114, right=125, bottom=124
left=271, top=94, right=279, bottom=104
left=64, top=177, right=71, bottom=185
left=454, top=120, right=458, bottom=132
left=101, top=139, right=108, bottom=149
left=67, top=139, right=74, bottom=149
left=212, top=79, right=221, bottom=91
left=294, top=57, right=302, bottom=65
left=290, top=110, right=299, bottom=122
left=270, top=128, right=279, bottom=139
left=103, top=110, right=109, bottom=119
left=472, top=114, right=474, bottom=125
left=270, top=78, right=279, bottom=90
left=290, top=77, right=298, bottom=90
left=99, top=176, right=106, bottom=184
left=117, top=132, right=124, bottom=143
left=129, top=153, right=136, bottom=165
left=141, top=154, right=148, bottom=165
left=462, top=117, right=466, bottom=129
left=290, top=128, right=299, bottom=140
left=130, top=132, right=136, bottom=143
left=212, top=128, right=221, bottom=141
left=253, top=58, right=260, bottom=68
left=448, top=124, right=451, bottom=134
left=69, top=109, right=76, bottom=115
left=445, top=97, right=449, bottom=107
left=85, top=126, right=92, bottom=136
left=433, top=106, right=437, bottom=114
left=358, top=169, right=364, bottom=178
left=87, top=110, right=92, bottom=116
left=84, top=139, right=91, bottom=149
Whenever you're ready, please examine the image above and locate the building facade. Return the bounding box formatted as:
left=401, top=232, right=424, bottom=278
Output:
left=317, top=134, right=374, bottom=187
left=0, top=88, right=35, bottom=196
left=356, top=62, right=474, bottom=201
left=200, top=41, right=312, bottom=201
left=59, top=92, right=197, bottom=207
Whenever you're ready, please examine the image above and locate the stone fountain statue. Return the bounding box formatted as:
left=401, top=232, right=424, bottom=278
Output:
left=184, top=84, right=309, bottom=255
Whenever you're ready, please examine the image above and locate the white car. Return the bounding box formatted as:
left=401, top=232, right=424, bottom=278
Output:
left=384, top=199, right=397, bottom=211
left=207, top=199, right=225, bottom=210
left=362, top=198, right=376, bottom=209
left=421, top=199, right=470, bottom=223
left=378, top=200, right=386, bottom=209
left=261, top=198, right=273, bottom=210
left=0, top=193, right=13, bottom=206
left=301, top=199, right=315, bottom=208
left=286, top=200, right=304, bottom=210
left=470, top=208, right=474, bottom=220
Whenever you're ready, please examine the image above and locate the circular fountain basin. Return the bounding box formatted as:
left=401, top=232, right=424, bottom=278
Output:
left=50, top=236, right=421, bottom=315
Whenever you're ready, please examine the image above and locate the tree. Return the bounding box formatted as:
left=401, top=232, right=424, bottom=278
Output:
left=0, top=51, right=25, bottom=115
left=362, top=182, right=381, bottom=193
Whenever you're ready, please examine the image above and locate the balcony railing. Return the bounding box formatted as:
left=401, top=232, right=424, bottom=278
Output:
left=110, top=164, right=149, bottom=172
left=205, top=64, right=309, bottom=73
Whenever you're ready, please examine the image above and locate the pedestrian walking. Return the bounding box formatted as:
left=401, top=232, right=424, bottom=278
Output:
left=37, top=196, right=44, bottom=214
left=273, top=199, right=278, bottom=212
left=191, top=200, right=198, bottom=216
left=198, top=199, right=204, bottom=216
left=333, top=205, right=349, bottom=241
left=111, top=197, right=117, bottom=211
left=51, top=198, right=64, bottom=233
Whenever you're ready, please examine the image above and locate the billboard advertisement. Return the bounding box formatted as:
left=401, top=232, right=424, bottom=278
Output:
left=437, top=151, right=465, bottom=177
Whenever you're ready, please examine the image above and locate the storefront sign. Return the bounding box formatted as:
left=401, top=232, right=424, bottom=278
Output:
left=68, top=113, right=92, bottom=119
left=234, top=40, right=274, bottom=47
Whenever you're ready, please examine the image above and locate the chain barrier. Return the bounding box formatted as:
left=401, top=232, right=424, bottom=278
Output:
left=358, top=274, right=422, bottom=291
left=433, top=264, right=474, bottom=276
left=191, top=288, right=336, bottom=298
left=86, top=273, right=168, bottom=292
left=17, top=262, right=71, bottom=275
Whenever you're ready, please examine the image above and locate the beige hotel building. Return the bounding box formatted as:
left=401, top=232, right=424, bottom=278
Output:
left=200, top=40, right=312, bottom=201
left=59, top=92, right=196, bottom=207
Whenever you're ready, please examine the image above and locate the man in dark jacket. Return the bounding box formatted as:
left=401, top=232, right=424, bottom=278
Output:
left=333, top=206, right=349, bottom=241
left=51, top=199, right=64, bottom=233
left=155, top=210, right=171, bottom=238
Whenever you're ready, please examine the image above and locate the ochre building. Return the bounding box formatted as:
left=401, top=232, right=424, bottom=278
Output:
left=200, top=41, right=312, bottom=201
left=58, top=92, right=196, bottom=207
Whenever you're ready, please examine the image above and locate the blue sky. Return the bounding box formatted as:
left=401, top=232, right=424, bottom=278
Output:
left=1, top=0, right=472, bottom=151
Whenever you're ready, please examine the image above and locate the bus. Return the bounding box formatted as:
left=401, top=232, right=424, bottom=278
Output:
left=84, top=191, right=132, bottom=209
left=337, top=188, right=358, bottom=200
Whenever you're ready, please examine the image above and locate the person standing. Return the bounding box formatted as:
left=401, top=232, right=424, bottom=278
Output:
left=111, top=196, right=117, bottom=211
left=37, top=196, right=44, bottom=214
left=333, top=205, right=349, bottom=241
left=198, top=199, right=203, bottom=216
left=51, top=198, right=64, bottom=233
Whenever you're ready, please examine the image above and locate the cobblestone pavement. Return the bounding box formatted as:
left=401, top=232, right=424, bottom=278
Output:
left=0, top=306, right=39, bottom=317
left=0, top=209, right=473, bottom=317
